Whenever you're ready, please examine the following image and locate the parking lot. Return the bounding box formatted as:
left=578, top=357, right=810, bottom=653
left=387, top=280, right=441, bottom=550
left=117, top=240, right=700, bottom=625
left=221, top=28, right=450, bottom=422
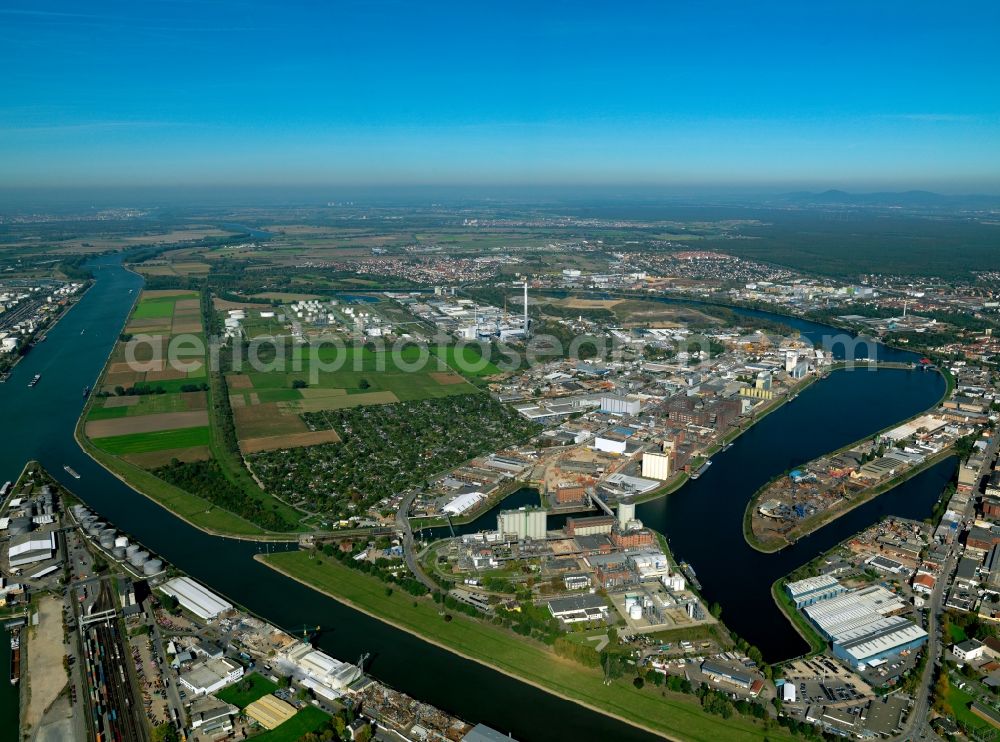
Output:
left=782, top=657, right=872, bottom=707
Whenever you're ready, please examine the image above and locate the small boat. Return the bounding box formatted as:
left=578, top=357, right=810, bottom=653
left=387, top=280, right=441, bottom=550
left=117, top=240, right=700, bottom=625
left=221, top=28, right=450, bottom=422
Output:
left=64, top=466, right=80, bottom=479
left=83, top=386, right=90, bottom=398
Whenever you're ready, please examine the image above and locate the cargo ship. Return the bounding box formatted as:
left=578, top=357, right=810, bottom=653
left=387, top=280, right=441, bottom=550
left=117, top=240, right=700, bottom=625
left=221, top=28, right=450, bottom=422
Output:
left=64, top=466, right=81, bottom=479
left=679, top=562, right=702, bottom=591
left=10, top=628, right=21, bottom=685
left=28, top=373, right=41, bottom=388
left=689, top=459, right=712, bottom=480
left=83, top=385, right=90, bottom=398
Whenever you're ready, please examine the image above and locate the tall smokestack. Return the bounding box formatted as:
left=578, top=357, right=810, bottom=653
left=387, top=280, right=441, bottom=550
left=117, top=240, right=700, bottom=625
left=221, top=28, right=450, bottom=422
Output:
left=523, top=279, right=529, bottom=338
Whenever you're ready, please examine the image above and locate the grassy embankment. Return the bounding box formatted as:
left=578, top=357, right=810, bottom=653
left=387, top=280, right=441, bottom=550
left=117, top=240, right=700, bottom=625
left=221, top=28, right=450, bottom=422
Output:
left=261, top=551, right=797, bottom=742
left=769, top=579, right=827, bottom=660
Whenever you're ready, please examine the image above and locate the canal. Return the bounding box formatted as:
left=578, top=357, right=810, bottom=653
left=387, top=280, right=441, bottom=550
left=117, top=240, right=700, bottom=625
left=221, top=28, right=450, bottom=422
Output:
left=0, top=254, right=948, bottom=741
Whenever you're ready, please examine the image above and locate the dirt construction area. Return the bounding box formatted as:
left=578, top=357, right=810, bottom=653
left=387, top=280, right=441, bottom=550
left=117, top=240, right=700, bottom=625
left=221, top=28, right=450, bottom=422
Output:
left=23, top=596, right=69, bottom=734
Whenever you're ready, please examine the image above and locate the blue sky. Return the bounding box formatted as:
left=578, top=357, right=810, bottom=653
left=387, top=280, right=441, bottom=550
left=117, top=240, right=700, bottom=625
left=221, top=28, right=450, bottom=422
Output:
left=3, top=1, right=999, bottom=190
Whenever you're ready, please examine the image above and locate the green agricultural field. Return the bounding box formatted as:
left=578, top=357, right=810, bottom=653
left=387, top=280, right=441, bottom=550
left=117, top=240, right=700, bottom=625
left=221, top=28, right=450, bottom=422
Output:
left=253, top=707, right=330, bottom=742
left=88, top=391, right=205, bottom=420
left=215, top=672, right=278, bottom=708
left=91, top=426, right=211, bottom=454
left=263, top=552, right=794, bottom=742
left=132, top=296, right=178, bottom=319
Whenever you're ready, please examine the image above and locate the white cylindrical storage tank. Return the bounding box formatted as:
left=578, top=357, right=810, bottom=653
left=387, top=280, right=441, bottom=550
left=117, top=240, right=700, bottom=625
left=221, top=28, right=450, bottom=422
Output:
left=114, top=536, right=129, bottom=548
left=629, top=604, right=643, bottom=620
left=129, top=550, right=149, bottom=567
left=99, top=535, right=115, bottom=549
left=126, top=544, right=141, bottom=558
left=100, top=528, right=116, bottom=540
left=143, top=559, right=162, bottom=575
left=112, top=546, right=126, bottom=560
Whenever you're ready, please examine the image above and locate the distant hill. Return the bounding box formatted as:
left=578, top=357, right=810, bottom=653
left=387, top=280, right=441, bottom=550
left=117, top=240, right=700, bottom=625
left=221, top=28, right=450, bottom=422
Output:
left=772, top=189, right=1000, bottom=210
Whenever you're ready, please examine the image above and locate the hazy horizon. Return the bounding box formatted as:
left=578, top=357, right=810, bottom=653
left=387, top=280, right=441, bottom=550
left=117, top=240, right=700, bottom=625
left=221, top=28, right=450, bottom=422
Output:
left=4, top=1, right=1000, bottom=190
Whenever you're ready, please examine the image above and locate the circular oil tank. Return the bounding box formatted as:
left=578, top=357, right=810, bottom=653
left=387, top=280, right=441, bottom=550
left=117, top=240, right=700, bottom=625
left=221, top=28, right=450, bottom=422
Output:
left=86, top=524, right=102, bottom=537
left=125, top=544, right=141, bottom=557
left=112, top=546, right=126, bottom=560
left=100, top=528, right=116, bottom=540
left=128, top=550, right=149, bottom=567
left=629, top=603, right=643, bottom=620
left=99, top=535, right=115, bottom=549
left=143, top=559, right=163, bottom=575
left=114, top=536, right=129, bottom=548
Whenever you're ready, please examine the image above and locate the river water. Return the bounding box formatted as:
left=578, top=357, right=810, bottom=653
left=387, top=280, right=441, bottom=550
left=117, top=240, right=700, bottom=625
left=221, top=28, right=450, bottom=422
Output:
left=0, top=255, right=948, bottom=741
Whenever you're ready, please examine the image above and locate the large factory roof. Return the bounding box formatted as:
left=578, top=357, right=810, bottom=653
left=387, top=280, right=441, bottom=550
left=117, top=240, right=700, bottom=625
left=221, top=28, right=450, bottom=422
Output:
left=785, top=574, right=842, bottom=599
left=160, top=576, right=233, bottom=620
left=834, top=616, right=928, bottom=665
left=803, top=585, right=904, bottom=639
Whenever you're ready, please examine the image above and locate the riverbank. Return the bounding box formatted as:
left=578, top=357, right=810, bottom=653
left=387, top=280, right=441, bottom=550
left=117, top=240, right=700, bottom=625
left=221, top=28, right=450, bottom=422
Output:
left=259, top=551, right=795, bottom=742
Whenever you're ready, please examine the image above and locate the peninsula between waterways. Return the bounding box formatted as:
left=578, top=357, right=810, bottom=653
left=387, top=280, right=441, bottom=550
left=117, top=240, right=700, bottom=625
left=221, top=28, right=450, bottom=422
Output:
left=0, top=253, right=949, bottom=742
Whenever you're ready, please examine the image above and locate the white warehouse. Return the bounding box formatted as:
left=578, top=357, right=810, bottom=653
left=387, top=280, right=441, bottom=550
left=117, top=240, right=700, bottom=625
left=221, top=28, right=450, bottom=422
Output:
left=160, top=577, right=233, bottom=621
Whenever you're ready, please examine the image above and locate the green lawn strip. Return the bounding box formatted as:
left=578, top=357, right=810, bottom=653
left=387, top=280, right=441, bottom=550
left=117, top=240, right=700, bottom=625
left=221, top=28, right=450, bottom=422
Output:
left=90, top=426, right=211, bottom=454
left=253, top=706, right=330, bottom=742
left=215, top=672, right=278, bottom=708
left=263, top=552, right=794, bottom=742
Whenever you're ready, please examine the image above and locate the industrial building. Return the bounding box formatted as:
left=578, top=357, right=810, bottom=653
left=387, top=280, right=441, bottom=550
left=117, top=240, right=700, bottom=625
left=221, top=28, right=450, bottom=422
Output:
left=565, top=515, right=614, bottom=537
left=546, top=594, right=610, bottom=624
left=159, top=576, right=233, bottom=621
left=497, top=507, right=547, bottom=541
left=785, top=575, right=848, bottom=608
left=701, top=660, right=754, bottom=689
left=641, top=451, right=671, bottom=480
left=442, top=491, right=486, bottom=516
left=278, top=642, right=362, bottom=701
left=245, top=695, right=296, bottom=730
left=799, top=581, right=927, bottom=669
left=600, top=393, right=641, bottom=416
left=7, top=533, right=57, bottom=568
left=178, top=657, right=244, bottom=696
left=831, top=616, right=928, bottom=669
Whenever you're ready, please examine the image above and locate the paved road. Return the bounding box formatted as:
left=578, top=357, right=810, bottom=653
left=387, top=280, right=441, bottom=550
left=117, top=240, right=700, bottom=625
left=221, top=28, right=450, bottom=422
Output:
left=396, top=490, right=438, bottom=592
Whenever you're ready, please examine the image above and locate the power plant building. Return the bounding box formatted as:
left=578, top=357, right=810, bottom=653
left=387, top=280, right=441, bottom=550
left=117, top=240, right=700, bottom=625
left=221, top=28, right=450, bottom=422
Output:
left=497, top=507, right=547, bottom=541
